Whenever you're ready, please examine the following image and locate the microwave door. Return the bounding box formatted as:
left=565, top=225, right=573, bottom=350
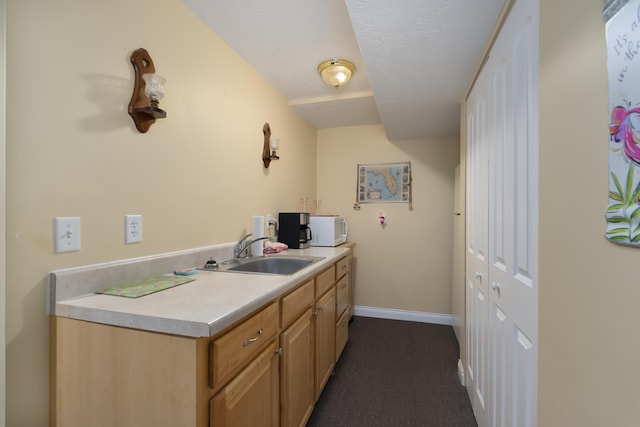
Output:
left=339, top=219, right=348, bottom=240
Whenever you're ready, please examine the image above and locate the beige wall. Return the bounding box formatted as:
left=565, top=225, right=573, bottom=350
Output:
left=539, top=0, right=640, bottom=425
left=317, top=125, right=459, bottom=315
left=0, top=0, right=5, bottom=425
left=6, top=0, right=317, bottom=424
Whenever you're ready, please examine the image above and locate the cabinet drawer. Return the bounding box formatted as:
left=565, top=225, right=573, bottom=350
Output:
left=335, top=256, right=350, bottom=280
left=281, top=279, right=314, bottom=328
left=210, top=301, right=278, bottom=388
left=336, top=310, right=349, bottom=361
left=336, top=274, right=349, bottom=318
left=315, top=265, right=336, bottom=297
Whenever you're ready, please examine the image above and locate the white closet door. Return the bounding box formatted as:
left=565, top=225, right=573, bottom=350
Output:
left=466, top=1, right=538, bottom=426
left=465, top=64, right=490, bottom=427
left=487, top=1, right=538, bottom=426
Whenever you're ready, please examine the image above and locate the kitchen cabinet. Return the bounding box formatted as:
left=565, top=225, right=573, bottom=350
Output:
left=210, top=302, right=279, bottom=389
left=209, top=341, right=280, bottom=427
left=335, top=252, right=351, bottom=360
left=314, top=285, right=336, bottom=399
left=279, top=279, right=315, bottom=427
left=336, top=245, right=354, bottom=320
left=51, top=247, right=353, bottom=427
left=279, top=307, right=314, bottom=427
left=52, top=316, right=211, bottom=427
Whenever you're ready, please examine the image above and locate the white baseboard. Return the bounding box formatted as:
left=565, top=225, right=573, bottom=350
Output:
left=458, top=359, right=465, bottom=386
left=353, top=305, right=456, bottom=326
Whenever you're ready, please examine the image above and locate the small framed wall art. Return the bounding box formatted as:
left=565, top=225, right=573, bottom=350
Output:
left=356, top=162, right=411, bottom=203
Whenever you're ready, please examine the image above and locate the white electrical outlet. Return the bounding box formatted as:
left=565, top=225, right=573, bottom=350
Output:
left=54, top=217, right=81, bottom=253
left=125, top=215, right=142, bottom=244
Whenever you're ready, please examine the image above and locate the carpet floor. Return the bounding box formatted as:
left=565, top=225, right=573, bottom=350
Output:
left=306, top=316, right=478, bottom=427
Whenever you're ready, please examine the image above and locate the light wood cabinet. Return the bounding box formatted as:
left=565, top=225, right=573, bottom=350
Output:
left=335, top=273, right=349, bottom=319
left=336, top=310, right=349, bottom=361
left=210, top=302, right=279, bottom=389
left=52, top=249, right=353, bottom=427
left=314, top=286, right=336, bottom=399
left=279, top=278, right=315, bottom=427
left=279, top=308, right=315, bottom=427
left=52, top=316, right=209, bottom=427
left=210, top=341, right=280, bottom=427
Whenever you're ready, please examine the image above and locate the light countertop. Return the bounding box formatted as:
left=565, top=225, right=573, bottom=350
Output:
left=51, top=246, right=350, bottom=338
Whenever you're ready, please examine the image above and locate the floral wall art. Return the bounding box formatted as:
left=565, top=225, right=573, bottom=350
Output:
left=605, top=0, right=640, bottom=246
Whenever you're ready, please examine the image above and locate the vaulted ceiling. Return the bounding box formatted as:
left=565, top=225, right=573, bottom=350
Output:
left=180, top=0, right=504, bottom=140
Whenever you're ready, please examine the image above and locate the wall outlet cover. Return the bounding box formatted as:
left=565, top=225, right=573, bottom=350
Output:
left=125, top=214, right=143, bottom=244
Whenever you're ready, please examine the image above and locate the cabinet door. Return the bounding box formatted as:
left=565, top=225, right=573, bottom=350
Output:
left=280, top=308, right=315, bottom=427
left=314, top=286, right=336, bottom=399
left=335, top=310, right=349, bottom=361
left=335, top=273, right=349, bottom=318
left=210, top=341, right=279, bottom=427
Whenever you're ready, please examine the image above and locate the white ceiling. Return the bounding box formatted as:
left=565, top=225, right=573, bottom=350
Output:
left=180, top=0, right=504, bottom=141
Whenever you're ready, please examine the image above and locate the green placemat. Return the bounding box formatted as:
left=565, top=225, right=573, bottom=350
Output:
left=97, top=275, right=196, bottom=298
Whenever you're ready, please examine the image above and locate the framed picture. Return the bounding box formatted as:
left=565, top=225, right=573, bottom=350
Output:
left=604, top=0, right=640, bottom=246
left=356, top=162, right=411, bottom=203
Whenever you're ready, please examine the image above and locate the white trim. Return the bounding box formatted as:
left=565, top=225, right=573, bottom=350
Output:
left=458, top=359, right=465, bottom=386
left=353, top=305, right=456, bottom=326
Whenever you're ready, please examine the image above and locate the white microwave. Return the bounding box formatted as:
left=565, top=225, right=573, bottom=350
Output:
left=309, top=216, right=348, bottom=247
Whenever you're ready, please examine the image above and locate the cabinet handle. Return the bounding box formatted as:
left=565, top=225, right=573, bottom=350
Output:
left=341, top=283, right=347, bottom=289
left=475, top=272, right=483, bottom=282
left=275, top=347, right=283, bottom=355
left=243, top=328, right=263, bottom=347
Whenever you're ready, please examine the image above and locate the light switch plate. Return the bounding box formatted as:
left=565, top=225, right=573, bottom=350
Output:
left=54, top=217, right=81, bottom=253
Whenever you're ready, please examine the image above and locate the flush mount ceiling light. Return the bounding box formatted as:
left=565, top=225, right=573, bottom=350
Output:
left=317, top=59, right=355, bottom=88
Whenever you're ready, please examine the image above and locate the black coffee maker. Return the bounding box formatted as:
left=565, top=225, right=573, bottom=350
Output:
left=278, top=212, right=312, bottom=249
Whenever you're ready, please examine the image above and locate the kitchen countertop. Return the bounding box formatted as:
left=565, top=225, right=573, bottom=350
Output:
left=51, top=246, right=350, bottom=338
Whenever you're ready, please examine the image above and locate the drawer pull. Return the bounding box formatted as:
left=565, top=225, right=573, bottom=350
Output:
left=243, top=328, right=263, bottom=347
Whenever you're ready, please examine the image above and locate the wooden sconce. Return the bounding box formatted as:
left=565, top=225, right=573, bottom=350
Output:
left=263, top=123, right=272, bottom=168
left=128, top=48, right=166, bottom=133
left=262, top=122, right=280, bottom=168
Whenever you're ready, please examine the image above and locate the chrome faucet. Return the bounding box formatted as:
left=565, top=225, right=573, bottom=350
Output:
left=233, top=233, right=270, bottom=260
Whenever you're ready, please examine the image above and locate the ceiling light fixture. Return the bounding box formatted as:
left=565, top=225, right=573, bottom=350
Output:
left=317, top=59, right=355, bottom=88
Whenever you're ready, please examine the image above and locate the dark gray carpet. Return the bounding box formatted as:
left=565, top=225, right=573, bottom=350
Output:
left=306, top=316, right=477, bottom=427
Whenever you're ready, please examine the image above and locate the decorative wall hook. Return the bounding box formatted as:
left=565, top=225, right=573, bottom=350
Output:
left=128, top=48, right=167, bottom=133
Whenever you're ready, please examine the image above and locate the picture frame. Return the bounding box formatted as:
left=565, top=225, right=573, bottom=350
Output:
left=356, top=162, right=411, bottom=203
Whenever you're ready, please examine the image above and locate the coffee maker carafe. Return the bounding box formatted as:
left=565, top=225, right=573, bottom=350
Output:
left=278, top=212, right=311, bottom=249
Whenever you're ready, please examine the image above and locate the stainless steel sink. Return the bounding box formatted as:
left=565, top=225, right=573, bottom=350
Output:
left=205, top=256, right=325, bottom=275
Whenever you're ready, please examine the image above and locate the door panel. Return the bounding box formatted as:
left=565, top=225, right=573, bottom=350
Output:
left=466, top=71, right=490, bottom=427
left=466, top=1, right=538, bottom=427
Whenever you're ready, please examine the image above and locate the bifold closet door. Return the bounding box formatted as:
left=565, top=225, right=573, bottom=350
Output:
left=486, top=0, right=538, bottom=426
left=466, top=1, right=538, bottom=426
left=465, top=61, right=491, bottom=427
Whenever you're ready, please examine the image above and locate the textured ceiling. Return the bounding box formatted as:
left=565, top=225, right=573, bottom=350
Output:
left=180, top=0, right=504, bottom=140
